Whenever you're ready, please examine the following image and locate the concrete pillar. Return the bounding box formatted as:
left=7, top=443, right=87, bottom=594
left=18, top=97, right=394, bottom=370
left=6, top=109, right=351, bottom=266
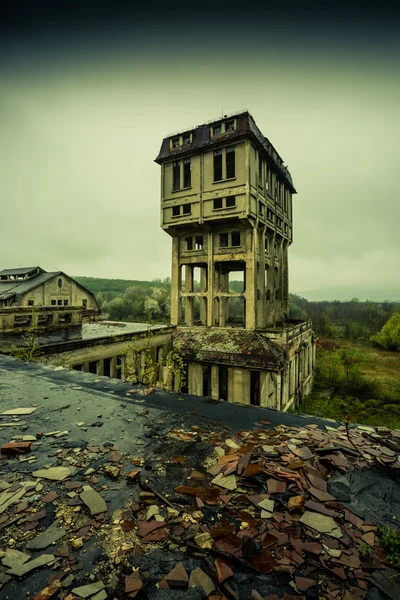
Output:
left=230, top=368, right=250, bottom=404
left=185, top=266, right=193, bottom=326
left=276, top=370, right=282, bottom=410
left=260, top=371, right=268, bottom=407
left=207, top=232, right=214, bottom=326
left=110, top=356, right=117, bottom=378
left=245, top=231, right=256, bottom=329
left=211, top=365, right=219, bottom=400
left=189, top=362, right=203, bottom=396
left=170, top=238, right=180, bottom=325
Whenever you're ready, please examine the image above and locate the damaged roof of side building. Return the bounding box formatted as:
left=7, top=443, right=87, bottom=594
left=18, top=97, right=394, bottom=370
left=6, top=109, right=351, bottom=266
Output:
left=155, top=109, right=296, bottom=193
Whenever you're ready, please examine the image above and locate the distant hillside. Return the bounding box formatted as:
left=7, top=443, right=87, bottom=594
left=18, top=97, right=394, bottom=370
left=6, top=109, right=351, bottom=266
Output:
left=295, top=286, right=400, bottom=302
left=75, top=276, right=171, bottom=296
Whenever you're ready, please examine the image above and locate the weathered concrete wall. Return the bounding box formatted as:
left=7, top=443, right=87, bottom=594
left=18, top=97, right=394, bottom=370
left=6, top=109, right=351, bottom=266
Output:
left=15, top=274, right=98, bottom=312
left=0, top=306, right=83, bottom=334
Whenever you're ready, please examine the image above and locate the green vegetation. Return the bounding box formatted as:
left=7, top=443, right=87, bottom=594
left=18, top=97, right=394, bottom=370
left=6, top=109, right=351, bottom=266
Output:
left=303, top=339, right=400, bottom=428
left=371, top=312, right=400, bottom=351
left=75, top=276, right=400, bottom=426
left=3, top=327, right=44, bottom=361
left=378, top=525, right=400, bottom=569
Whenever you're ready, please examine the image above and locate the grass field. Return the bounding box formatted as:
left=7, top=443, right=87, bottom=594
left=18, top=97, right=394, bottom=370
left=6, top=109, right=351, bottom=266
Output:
left=301, top=339, right=400, bottom=429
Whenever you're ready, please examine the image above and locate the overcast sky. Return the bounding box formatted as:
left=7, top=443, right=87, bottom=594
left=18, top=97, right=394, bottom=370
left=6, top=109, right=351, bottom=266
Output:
left=1, top=1, right=399, bottom=300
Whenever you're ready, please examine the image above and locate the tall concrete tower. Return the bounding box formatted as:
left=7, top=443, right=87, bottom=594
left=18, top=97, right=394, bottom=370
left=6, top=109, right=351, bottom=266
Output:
left=155, top=111, right=314, bottom=409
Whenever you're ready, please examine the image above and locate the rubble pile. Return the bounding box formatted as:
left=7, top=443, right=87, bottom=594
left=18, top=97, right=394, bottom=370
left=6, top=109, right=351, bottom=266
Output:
left=0, top=402, right=399, bottom=599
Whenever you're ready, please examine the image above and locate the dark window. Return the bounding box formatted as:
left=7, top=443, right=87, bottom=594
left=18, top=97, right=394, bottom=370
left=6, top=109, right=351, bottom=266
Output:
left=231, top=231, right=241, bottom=247
left=225, top=120, right=235, bottom=132
left=213, top=150, right=223, bottom=181
left=213, top=197, right=223, bottom=209
left=57, top=299, right=62, bottom=306
left=274, top=242, right=277, bottom=256
left=258, top=155, right=263, bottom=186
left=173, top=161, right=180, bottom=191
left=72, top=364, right=84, bottom=371
left=250, top=371, right=261, bottom=406
left=172, top=137, right=180, bottom=148
left=195, top=236, right=203, bottom=250
left=284, top=189, right=288, bottom=212
left=202, top=364, right=211, bottom=396
left=183, top=134, right=191, bottom=144
left=63, top=300, right=68, bottom=306
left=28, top=300, right=34, bottom=306
left=103, top=357, right=112, bottom=377
left=186, top=236, right=193, bottom=250
left=183, top=158, right=191, bottom=188
left=226, top=195, right=235, bottom=207
left=213, top=123, right=222, bottom=136
left=88, top=360, right=98, bottom=374
left=82, top=299, right=87, bottom=308
left=226, top=147, right=235, bottom=178
left=58, top=278, right=62, bottom=288
left=172, top=205, right=180, bottom=217
left=267, top=209, right=274, bottom=222
left=258, top=201, right=264, bottom=216
left=277, top=218, right=282, bottom=229
left=219, top=366, right=228, bottom=401
left=59, top=313, right=72, bottom=324
left=220, top=233, right=229, bottom=248
left=265, top=237, right=269, bottom=252
left=51, top=300, right=56, bottom=305
left=275, top=180, right=280, bottom=201
left=182, top=203, right=191, bottom=215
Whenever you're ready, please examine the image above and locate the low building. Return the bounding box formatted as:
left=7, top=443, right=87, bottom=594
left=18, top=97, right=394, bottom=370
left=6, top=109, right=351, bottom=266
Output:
left=0, top=266, right=100, bottom=333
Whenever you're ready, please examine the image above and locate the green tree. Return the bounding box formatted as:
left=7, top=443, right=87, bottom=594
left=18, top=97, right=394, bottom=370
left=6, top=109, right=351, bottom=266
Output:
left=371, top=312, right=400, bottom=351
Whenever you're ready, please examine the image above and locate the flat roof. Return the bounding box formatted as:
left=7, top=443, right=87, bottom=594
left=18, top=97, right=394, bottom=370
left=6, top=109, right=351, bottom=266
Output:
left=0, top=321, right=172, bottom=350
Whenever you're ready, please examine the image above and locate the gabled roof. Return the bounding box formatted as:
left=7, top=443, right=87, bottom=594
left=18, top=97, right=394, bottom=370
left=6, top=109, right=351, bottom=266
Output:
left=0, top=271, right=61, bottom=301
left=0, top=266, right=44, bottom=277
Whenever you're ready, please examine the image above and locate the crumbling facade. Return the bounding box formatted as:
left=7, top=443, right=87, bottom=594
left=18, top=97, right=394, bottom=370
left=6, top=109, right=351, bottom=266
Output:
left=156, top=110, right=315, bottom=409
left=0, top=267, right=100, bottom=333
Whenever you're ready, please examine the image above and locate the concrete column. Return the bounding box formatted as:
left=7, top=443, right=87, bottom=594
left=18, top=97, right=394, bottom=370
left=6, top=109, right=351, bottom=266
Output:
left=170, top=237, right=180, bottom=325
left=110, top=356, right=117, bottom=378
left=260, top=371, right=268, bottom=407
left=230, top=368, right=250, bottom=404
left=185, top=266, right=193, bottom=326
left=276, top=370, right=282, bottom=410
left=211, top=365, right=219, bottom=400
left=189, top=362, right=203, bottom=396
left=200, top=266, right=207, bottom=325
left=207, top=232, right=214, bottom=326
left=245, top=230, right=256, bottom=329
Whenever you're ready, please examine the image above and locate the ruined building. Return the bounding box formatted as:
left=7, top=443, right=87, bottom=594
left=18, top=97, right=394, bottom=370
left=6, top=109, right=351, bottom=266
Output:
left=0, top=267, right=100, bottom=333
left=155, top=110, right=315, bottom=408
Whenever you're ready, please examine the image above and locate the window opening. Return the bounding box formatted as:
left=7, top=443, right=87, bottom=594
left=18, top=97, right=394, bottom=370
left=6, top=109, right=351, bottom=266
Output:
left=231, top=231, right=241, bottom=247
left=183, top=134, right=191, bottom=145
left=103, top=357, right=112, bottom=378
left=28, top=300, right=34, bottom=306
left=186, top=236, right=193, bottom=250
left=202, top=364, right=212, bottom=397
left=226, top=195, right=235, bottom=207
left=220, top=233, right=229, bottom=248
left=172, top=137, right=180, bottom=148
left=72, top=364, right=84, bottom=371
left=225, top=120, right=235, bottom=132
left=183, top=158, right=191, bottom=188
left=213, top=150, right=223, bottom=181
left=82, top=299, right=87, bottom=308
left=182, top=203, right=191, bottom=215
left=213, top=198, right=223, bottom=210
left=88, top=361, right=98, bottom=374
left=226, top=147, right=235, bottom=178
left=173, top=161, right=180, bottom=190
left=250, top=371, right=261, bottom=406
left=57, top=299, right=62, bottom=306
left=172, top=205, right=180, bottom=217
left=219, top=367, right=228, bottom=401
left=195, top=236, right=203, bottom=250
left=213, top=124, right=222, bottom=136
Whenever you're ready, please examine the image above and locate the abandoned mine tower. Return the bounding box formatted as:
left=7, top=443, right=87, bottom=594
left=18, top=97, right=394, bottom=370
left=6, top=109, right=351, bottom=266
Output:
left=155, top=110, right=315, bottom=408
left=0, top=110, right=315, bottom=411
